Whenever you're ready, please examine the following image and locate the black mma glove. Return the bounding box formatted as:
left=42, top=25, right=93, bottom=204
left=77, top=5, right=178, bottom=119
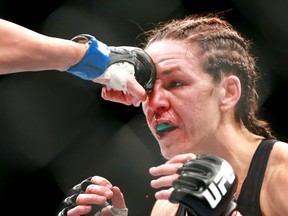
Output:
left=67, top=34, right=156, bottom=93
left=169, top=154, right=238, bottom=216
left=56, top=177, right=107, bottom=216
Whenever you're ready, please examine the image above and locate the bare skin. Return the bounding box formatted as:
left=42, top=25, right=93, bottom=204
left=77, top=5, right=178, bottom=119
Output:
left=6, top=18, right=287, bottom=214
left=0, top=18, right=129, bottom=216
left=0, top=18, right=146, bottom=107
left=67, top=176, right=127, bottom=216
left=0, top=18, right=87, bottom=74
left=101, top=39, right=288, bottom=216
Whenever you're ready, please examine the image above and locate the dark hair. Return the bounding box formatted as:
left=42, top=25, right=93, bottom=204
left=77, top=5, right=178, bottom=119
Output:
left=142, top=14, right=275, bottom=139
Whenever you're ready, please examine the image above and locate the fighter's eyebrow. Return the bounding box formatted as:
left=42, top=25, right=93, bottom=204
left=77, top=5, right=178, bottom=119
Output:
left=160, top=65, right=181, bottom=76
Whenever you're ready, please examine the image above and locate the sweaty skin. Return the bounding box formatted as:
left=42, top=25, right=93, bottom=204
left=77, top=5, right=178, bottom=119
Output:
left=143, top=39, right=288, bottom=216
left=68, top=17, right=288, bottom=214
left=0, top=18, right=87, bottom=74
left=142, top=40, right=226, bottom=159
left=99, top=37, right=288, bottom=216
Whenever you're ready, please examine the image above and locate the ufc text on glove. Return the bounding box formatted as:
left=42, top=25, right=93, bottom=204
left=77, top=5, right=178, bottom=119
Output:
left=169, top=154, right=238, bottom=216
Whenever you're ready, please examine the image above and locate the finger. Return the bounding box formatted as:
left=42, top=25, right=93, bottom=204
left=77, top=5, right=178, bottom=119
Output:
left=150, top=174, right=179, bottom=189
left=149, top=163, right=183, bottom=177
left=85, top=185, right=113, bottom=199
left=76, top=193, right=108, bottom=205
left=67, top=205, right=92, bottom=216
left=101, top=86, right=132, bottom=105
left=101, top=80, right=146, bottom=107
left=90, top=176, right=113, bottom=188
left=125, top=75, right=147, bottom=102
left=165, top=153, right=196, bottom=164
left=154, top=188, right=174, bottom=200
left=110, top=186, right=127, bottom=209
left=102, top=85, right=142, bottom=107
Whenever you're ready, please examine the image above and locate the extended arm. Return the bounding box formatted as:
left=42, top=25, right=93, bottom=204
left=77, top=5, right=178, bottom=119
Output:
left=0, top=18, right=87, bottom=74
left=0, top=19, right=156, bottom=106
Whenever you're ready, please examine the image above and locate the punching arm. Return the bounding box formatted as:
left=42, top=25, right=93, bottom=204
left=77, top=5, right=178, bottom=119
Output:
left=67, top=34, right=155, bottom=93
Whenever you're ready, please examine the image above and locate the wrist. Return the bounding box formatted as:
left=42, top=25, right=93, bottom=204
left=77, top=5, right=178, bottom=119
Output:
left=61, top=39, right=88, bottom=71
left=73, top=41, right=89, bottom=67
left=66, top=34, right=110, bottom=80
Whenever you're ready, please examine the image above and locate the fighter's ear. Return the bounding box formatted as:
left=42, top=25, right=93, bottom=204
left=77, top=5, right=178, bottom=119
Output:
left=219, top=75, right=241, bottom=112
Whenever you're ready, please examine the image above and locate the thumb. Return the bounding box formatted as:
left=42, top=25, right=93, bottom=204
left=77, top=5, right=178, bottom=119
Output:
left=110, top=186, right=127, bottom=209
left=125, top=74, right=147, bottom=105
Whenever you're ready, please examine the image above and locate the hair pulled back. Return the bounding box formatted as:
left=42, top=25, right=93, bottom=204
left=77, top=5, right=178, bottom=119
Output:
left=143, top=14, right=275, bottom=139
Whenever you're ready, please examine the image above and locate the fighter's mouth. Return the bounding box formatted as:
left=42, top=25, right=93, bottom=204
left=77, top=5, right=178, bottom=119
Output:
left=156, top=123, right=177, bottom=137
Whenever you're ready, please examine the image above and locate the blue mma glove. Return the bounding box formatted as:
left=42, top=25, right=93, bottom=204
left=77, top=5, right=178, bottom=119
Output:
left=169, top=154, right=238, bottom=216
left=67, top=34, right=110, bottom=80
left=56, top=177, right=108, bottom=216
left=67, top=34, right=156, bottom=93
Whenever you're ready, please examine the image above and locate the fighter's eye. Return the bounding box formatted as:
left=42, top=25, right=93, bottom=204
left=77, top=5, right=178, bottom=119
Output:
left=169, top=81, right=183, bottom=88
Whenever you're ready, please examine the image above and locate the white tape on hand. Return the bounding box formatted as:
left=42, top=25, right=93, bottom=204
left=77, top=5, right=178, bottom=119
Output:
left=107, top=205, right=128, bottom=216
left=95, top=62, right=135, bottom=92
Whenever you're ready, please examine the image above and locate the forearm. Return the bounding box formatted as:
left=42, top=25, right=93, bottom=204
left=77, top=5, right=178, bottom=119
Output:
left=0, top=18, right=87, bottom=74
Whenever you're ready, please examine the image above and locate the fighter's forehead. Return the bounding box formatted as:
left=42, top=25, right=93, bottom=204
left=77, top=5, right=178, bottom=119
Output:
left=145, top=39, right=200, bottom=65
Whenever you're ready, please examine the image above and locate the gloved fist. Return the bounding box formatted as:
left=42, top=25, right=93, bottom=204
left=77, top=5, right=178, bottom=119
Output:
left=67, top=34, right=156, bottom=93
left=169, top=154, right=238, bottom=216
left=56, top=177, right=107, bottom=216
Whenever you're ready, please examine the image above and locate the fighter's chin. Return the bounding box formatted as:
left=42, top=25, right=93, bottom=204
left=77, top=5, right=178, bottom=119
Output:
left=161, top=151, right=172, bottom=160
left=160, top=147, right=179, bottom=160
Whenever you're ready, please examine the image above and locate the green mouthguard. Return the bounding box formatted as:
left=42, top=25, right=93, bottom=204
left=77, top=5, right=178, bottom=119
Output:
left=157, top=123, right=174, bottom=131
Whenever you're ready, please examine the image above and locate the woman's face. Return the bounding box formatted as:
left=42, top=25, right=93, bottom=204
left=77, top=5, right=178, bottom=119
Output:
left=142, top=39, right=224, bottom=159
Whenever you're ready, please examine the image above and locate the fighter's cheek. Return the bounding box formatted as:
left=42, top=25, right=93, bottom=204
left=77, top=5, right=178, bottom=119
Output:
left=142, top=103, right=155, bottom=122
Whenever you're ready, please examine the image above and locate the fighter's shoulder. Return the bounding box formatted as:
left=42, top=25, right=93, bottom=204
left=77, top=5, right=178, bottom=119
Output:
left=271, top=140, right=288, bottom=161
left=262, top=141, right=288, bottom=215
left=266, top=140, right=288, bottom=185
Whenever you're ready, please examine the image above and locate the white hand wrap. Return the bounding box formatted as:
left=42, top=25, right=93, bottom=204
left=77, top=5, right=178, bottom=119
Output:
left=94, top=205, right=128, bottom=216
left=107, top=205, right=128, bottom=216
left=95, top=62, right=134, bottom=92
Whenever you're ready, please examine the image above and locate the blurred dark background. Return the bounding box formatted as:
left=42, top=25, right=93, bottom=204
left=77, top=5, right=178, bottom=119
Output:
left=0, top=0, right=288, bottom=215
